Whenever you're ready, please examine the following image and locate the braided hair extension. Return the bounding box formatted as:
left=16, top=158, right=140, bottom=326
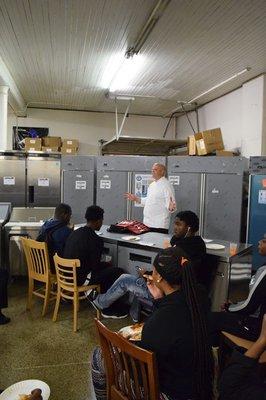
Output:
left=154, top=247, right=213, bottom=400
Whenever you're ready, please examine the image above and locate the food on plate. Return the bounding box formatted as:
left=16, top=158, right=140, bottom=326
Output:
left=118, top=323, right=144, bottom=341
left=19, top=388, right=43, bottom=400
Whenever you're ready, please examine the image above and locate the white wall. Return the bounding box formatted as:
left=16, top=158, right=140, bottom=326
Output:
left=176, top=75, right=266, bottom=157
left=7, top=108, right=171, bottom=154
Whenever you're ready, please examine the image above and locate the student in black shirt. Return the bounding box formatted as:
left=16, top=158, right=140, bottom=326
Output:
left=220, top=313, right=266, bottom=400
left=91, top=247, right=213, bottom=400
left=0, top=270, right=9, bottom=325
left=64, top=205, right=125, bottom=317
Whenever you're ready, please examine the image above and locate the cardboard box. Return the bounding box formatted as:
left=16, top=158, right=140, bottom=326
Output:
left=62, top=139, right=79, bottom=148
left=25, top=138, right=42, bottom=151
left=194, top=128, right=224, bottom=156
left=42, top=146, right=59, bottom=153
left=60, top=147, right=78, bottom=155
left=216, top=150, right=234, bottom=157
left=43, top=136, right=61, bottom=147
left=188, top=135, right=197, bottom=155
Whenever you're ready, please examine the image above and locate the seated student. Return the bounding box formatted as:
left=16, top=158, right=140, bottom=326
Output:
left=89, top=210, right=208, bottom=318
left=91, top=247, right=213, bottom=400
left=210, top=237, right=266, bottom=344
left=219, top=314, right=266, bottom=400
left=0, top=269, right=10, bottom=325
left=64, top=205, right=126, bottom=318
left=37, top=203, right=73, bottom=270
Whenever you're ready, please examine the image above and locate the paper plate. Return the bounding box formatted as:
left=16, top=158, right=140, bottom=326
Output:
left=0, top=380, right=50, bottom=400
left=121, top=236, right=140, bottom=241
left=206, top=243, right=225, bottom=250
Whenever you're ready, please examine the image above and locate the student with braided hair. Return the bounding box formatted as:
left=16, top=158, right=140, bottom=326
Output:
left=91, top=247, right=213, bottom=400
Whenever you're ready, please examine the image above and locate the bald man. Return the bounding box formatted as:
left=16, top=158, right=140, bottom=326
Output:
left=125, top=163, right=176, bottom=232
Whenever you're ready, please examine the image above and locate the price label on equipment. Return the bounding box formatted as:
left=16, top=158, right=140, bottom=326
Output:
left=3, top=176, right=15, bottom=185
left=75, top=181, right=86, bottom=190
left=169, top=175, right=180, bottom=185
left=38, top=178, right=49, bottom=187
left=100, top=179, right=111, bottom=189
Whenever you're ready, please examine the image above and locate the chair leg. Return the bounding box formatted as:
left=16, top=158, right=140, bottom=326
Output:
left=27, top=278, right=34, bottom=311
left=73, top=293, right=78, bottom=332
left=42, top=282, right=51, bottom=317
left=52, top=289, right=61, bottom=322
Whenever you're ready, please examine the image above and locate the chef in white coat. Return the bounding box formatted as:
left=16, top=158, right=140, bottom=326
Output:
left=124, top=163, right=176, bottom=232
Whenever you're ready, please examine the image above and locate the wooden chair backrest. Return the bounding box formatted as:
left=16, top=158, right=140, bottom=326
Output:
left=21, top=237, right=50, bottom=281
left=95, top=319, right=159, bottom=400
left=53, top=254, right=80, bottom=291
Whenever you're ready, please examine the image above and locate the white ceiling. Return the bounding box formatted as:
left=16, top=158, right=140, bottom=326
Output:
left=0, top=0, right=265, bottom=116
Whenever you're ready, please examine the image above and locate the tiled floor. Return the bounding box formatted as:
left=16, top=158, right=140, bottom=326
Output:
left=0, top=278, right=131, bottom=399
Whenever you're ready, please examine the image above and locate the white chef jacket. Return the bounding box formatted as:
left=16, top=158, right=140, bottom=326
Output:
left=142, top=177, right=176, bottom=229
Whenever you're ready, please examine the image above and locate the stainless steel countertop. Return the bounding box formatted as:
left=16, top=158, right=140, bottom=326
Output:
left=75, top=224, right=252, bottom=262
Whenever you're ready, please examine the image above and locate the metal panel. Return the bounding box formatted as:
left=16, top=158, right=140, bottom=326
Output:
left=168, top=156, right=248, bottom=174
left=96, top=171, right=128, bottom=225
left=61, top=155, right=95, bottom=171
left=169, top=172, right=201, bottom=233
left=97, top=155, right=166, bottom=172
left=62, top=170, right=94, bottom=223
left=202, top=173, right=243, bottom=242
left=248, top=174, right=266, bottom=268
left=117, top=244, right=156, bottom=276
left=130, top=171, right=152, bottom=221
left=27, top=156, right=61, bottom=207
left=0, top=155, right=26, bottom=207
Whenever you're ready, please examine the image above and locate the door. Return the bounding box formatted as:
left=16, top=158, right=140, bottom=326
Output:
left=27, top=157, right=61, bottom=206
left=0, top=156, right=26, bottom=206
left=202, top=173, right=243, bottom=241
left=62, top=170, right=94, bottom=224
left=168, top=172, right=201, bottom=233
left=96, top=171, right=128, bottom=225
left=248, top=174, right=266, bottom=269
left=130, top=172, right=153, bottom=221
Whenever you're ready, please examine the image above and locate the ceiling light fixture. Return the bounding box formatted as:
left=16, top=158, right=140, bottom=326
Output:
left=109, top=54, right=145, bottom=92
left=189, top=67, right=251, bottom=103
left=165, top=67, right=251, bottom=117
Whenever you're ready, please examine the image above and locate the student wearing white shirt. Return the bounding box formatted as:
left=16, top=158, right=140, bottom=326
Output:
left=125, top=163, right=176, bottom=232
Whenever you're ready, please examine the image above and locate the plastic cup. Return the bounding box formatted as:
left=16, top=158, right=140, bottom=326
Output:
left=229, top=242, right=237, bottom=256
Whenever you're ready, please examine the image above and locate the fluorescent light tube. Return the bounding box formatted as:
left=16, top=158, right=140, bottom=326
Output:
left=189, top=67, right=250, bottom=102
left=109, top=54, right=145, bottom=92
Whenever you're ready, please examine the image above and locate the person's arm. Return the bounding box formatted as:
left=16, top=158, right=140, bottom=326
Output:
left=219, top=314, right=266, bottom=400
left=163, top=185, right=176, bottom=213
left=124, top=192, right=141, bottom=203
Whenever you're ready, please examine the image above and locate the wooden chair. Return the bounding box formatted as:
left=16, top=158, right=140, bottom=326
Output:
left=95, top=318, right=159, bottom=400
left=21, top=237, right=56, bottom=316
left=52, top=254, right=100, bottom=332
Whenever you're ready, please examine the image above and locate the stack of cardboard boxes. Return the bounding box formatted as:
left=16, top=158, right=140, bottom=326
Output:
left=24, top=136, right=79, bottom=154
left=188, top=128, right=235, bottom=156
left=61, top=139, right=79, bottom=155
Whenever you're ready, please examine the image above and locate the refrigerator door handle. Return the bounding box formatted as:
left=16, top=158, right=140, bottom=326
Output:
left=28, top=186, right=34, bottom=204
left=199, top=173, right=205, bottom=236
left=246, top=174, right=252, bottom=244
left=127, top=172, right=132, bottom=220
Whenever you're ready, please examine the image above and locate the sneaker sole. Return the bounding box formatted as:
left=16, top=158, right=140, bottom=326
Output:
left=101, top=313, right=128, bottom=319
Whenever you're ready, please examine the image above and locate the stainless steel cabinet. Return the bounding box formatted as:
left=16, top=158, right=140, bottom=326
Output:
left=168, top=156, right=248, bottom=241
left=96, top=156, right=165, bottom=225
left=61, top=156, right=95, bottom=223
left=27, top=155, right=61, bottom=207
left=0, top=153, right=26, bottom=206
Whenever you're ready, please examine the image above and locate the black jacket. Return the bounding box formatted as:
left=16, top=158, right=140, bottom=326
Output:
left=64, top=226, right=103, bottom=285
left=139, top=289, right=210, bottom=399
left=219, top=349, right=266, bottom=400
left=170, top=235, right=217, bottom=289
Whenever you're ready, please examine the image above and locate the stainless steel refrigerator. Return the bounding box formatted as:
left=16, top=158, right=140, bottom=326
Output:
left=167, top=156, right=248, bottom=241
left=96, top=156, right=166, bottom=225
left=0, top=152, right=26, bottom=206
left=247, top=156, right=266, bottom=269
left=61, top=155, right=95, bottom=223
left=26, top=154, right=61, bottom=207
